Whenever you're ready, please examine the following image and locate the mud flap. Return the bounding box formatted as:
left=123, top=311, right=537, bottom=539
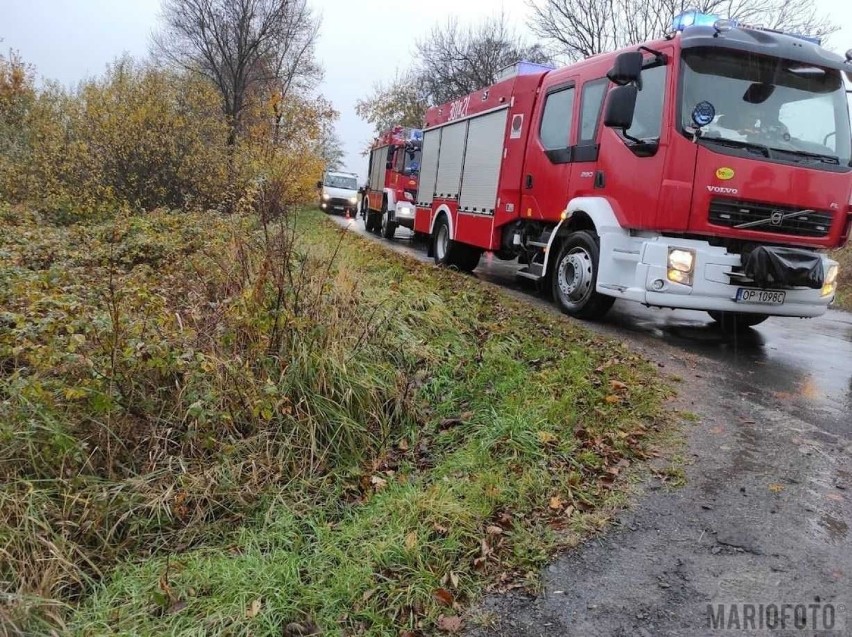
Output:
left=743, top=246, right=824, bottom=289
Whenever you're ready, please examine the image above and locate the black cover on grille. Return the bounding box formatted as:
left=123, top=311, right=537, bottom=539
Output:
left=743, top=246, right=824, bottom=289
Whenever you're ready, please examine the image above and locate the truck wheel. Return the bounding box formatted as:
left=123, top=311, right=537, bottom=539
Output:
left=431, top=215, right=481, bottom=272
left=432, top=215, right=454, bottom=266
left=381, top=204, right=396, bottom=239
left=453, top=245, right=482, bottom=272
left=551, top=231, right=615, bottom=320
left=708, top=311, right=768, bottom=331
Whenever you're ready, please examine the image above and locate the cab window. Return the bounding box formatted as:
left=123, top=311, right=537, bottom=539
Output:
left=540, top=86, right=575, bottom=150
left=624, top=64, right=666, bottom=140
left=579, top=78, right=608, bottom=142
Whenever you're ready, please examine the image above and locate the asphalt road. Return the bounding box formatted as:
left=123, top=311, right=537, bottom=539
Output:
left=329, top=213, right=852, bottom=636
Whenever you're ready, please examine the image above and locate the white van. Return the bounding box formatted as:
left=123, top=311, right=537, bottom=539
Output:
left=317, top=171, right=359, bottom=216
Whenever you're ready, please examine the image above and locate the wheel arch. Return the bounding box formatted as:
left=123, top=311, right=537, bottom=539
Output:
left=541, top=197, right=627, bottom=275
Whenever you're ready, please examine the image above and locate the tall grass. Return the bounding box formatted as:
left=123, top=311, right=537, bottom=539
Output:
left=0, top=199, right=418, bottom=632
left=0, top=202, right=668, bottom=635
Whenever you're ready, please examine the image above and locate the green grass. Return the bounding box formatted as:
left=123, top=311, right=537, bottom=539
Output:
left=829, top=245, right=851, bottom=311
left=0, top=206, right=669, bottom=635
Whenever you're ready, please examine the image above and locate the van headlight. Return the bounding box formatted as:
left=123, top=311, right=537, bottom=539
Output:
left=322, top=193, right=330, bottom=200
left=667, top=248, right=696, bottom=286
left=822, top=263, right=839, bottom=297
left=349, top=196, right=357, bottom=204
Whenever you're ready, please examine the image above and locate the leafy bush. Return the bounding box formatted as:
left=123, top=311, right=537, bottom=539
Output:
left=0, top=52, right=331, bottom=219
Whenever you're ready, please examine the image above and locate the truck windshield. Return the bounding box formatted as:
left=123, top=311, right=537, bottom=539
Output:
left=404, top=149, right=422, bottom=175
left=681, top=48, right=852, bottom=167
left=324, top=175, right=358, bottom=189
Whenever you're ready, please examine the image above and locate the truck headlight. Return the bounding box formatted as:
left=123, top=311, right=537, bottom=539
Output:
left=349, top=196, right=357, bottom=204
left=403, top=191, right=414, bottom=201
left=322, top=193, right=330, bottom=200
left=667, top=248, right=696, bottom=286
left=822, top=263, right=839, bottom=297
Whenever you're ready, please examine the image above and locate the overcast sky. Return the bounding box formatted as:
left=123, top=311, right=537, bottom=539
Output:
left=2, top=0, right=851, bottom=180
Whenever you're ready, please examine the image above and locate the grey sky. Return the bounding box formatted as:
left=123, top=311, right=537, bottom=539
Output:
left=2, top=0, right=850, bottom=180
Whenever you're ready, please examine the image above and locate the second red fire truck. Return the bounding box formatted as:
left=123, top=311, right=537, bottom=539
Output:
left=361, top=126, right=423, bottom=239
left=404, top=15, right=851, bottom=328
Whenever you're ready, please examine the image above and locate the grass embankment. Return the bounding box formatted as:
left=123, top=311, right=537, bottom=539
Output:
left=830, top=246, right=851, bottom=310
left=0, top=206, right=668, bottom=636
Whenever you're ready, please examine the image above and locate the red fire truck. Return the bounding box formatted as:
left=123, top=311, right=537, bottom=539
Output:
left=411, top=15, right=852, bottom=328
left=361, top=126, right=423, bottom=239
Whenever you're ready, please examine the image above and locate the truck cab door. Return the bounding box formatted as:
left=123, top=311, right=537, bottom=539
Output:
left=521, top=78, right=578, bottom=223
left=597, top=53, right=681, bottom=231
left=568, top=77, right=610, bottom=196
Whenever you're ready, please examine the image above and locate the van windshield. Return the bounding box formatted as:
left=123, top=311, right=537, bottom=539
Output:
left=324, top=174, right=358, bottom=189
left=681, top=48, right=852, bottom=167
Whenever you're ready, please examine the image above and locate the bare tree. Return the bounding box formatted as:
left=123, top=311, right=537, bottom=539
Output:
left=319, top=128, right=345, bottom=172
left=528, top=0, right=837, bottom=61
left=153, top=0, right=321, bottom=145
left=415, top=12, right=553, bottom=105
left=354, top=70, right=430, bottom=138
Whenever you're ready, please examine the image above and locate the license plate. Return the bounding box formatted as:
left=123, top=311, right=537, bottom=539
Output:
left=736, top=288, right=786, bottom=305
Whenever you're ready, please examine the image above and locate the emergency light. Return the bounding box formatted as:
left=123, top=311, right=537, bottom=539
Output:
left=670, top=10, right=720, bottom=31
left=670, top=10, right=822, bottom=45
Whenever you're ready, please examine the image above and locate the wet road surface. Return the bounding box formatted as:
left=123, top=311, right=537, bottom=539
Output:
left=329, top=214, right=852, bottom=636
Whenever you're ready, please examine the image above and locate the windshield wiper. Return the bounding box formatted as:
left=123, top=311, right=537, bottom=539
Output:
left=768, top=148, right=840, bottom=165
left=699, top=136, right=771, bottom=158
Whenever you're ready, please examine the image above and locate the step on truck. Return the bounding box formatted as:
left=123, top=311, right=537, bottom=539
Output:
left=362, top=126, right=423, bottom=239
left=412, top=15, right=852, bottom=328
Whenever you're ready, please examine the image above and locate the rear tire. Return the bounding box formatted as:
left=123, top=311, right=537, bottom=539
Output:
left=708, top=311, right=768, bottom=331
left=550, top=231, right=614, bottom=320
left=431, top=215, right=481, bottom=272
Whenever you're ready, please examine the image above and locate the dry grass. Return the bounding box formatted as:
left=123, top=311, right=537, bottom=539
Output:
left=829, top=245, right=852, bottom=310
left=0, top=203, right=669, bottom=636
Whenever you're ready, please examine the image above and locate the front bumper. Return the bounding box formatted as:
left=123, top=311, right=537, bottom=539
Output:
left=321, top=198, right=357, bottom=213
left=393, top=202, right=416, bottom=228
left=598, top=234, right=836, bottom=318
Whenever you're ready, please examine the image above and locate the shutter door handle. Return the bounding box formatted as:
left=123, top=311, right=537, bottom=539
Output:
left=524, top=174, right=533, bottom=189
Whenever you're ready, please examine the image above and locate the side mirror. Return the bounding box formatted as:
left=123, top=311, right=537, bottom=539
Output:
left=604, top=85, right=638, bottom=130
left=316, top=180, right=322, bottom=189
left=386, top=161, right=393, bottom=169
left=607, top=52, right=643, bottom=86
left=358, top=186, right=366, bottom=195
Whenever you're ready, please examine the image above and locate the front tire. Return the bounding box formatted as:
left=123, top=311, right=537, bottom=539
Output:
left=708, top=311, right=768, bottom=331
left=381, top=204, right=396, bottom=239
left=551, top=231, right=614, bottom=320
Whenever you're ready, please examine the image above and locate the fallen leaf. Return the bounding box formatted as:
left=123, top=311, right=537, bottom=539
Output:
left=398, top=438, right=409, bottom=451
left=404, top=531, right=418, bottom=550
left=370, top=475, right=388, bottom=491
left=486, top=525, right=503, bottom=536
left=433, top=588, right=454, bottom=606
left=449, top=571, right=459, bottom=588
left=437, top=615, right=463, bottom=633
left=826, top=492, right=844, bottom=502
left=433, top=523, right=449, bottom=534
left=768, top=483, right=784, bottom=493
left=246, top=598, right=261, bottom=618
left=609, top=380, right=628, bottom=392
left=549, top=495, right=563, bottom=511
left=537, top=431, right=558, bottom=445
left=166, top=600, right=187, bottom=615
left=604, top=394, right=620, bottom=404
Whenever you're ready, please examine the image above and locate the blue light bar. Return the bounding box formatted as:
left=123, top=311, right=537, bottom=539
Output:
left=672, top=9, right=823, bottom=46
left=671, top=10, right=721, bottom=31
